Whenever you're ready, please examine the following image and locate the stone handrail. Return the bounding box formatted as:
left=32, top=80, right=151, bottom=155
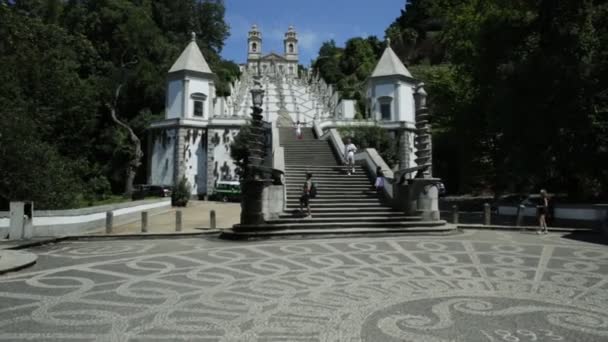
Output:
left=271, top=121, right=285, bottom=174
left=312, top=119, right=324, bottom=139
left=354, top=148, right=394, bottom=200
left=327, top=128, right=345, bottom=160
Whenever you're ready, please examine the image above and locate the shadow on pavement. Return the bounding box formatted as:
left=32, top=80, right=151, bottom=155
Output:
left=560, top=231, right=608, bottom=246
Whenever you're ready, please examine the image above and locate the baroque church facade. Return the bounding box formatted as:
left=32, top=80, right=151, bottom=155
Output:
left=245, top=25, right=299, bottom=76
left=148, top=27, right=424, bottom=198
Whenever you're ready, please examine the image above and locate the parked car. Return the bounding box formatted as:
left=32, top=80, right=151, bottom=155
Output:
left=132, top=185, right=172, bottom=200
left=213, top=181, right=241, bottom=202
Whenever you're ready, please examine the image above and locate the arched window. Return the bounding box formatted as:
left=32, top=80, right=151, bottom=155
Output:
left=251, top=42, right=257, bottom=52
left=191, top=92, right=207, bottom=118
left=288, top=43, right=294, bottom=53
left=378, top=96, right=392, bottom=121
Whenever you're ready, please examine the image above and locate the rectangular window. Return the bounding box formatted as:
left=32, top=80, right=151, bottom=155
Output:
left=193, top=100, right=203, bottom=117
left=380, top=103, right=391, bottom=120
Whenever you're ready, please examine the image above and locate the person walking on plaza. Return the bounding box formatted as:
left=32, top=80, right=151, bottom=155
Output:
left=299, top=172, right=314, bottom=217
left=537, top=189, right=549, bottom=234
left=295, top=121, right=303, bottom=140
left=344, top=138, right=357, bottom=175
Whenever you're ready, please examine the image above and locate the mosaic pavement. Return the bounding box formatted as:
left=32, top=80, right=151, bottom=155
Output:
left=1, top=230, right=607, bottom=341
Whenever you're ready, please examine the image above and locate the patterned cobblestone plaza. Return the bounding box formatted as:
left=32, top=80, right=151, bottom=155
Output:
left=1, top=230, right=607, bottom=341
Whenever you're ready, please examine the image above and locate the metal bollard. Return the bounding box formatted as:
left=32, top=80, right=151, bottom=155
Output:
left=105, top=211, right=113, bottom=234
left=176, top=210, right=182, bottom=232
left=452, top=205, right=459, bottom=224
left=484, top=203, right=491, bottom=225
left=210, top=210, right=216, bottom=229
left=516, top=204, right=525, bottom=227
left=141, top=211, right=148, bottom=233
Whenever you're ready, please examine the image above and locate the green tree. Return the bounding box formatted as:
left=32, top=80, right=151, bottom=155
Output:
left=338, top=126, right=398, bottom=167
left=230, top=123, right=253, bottom=179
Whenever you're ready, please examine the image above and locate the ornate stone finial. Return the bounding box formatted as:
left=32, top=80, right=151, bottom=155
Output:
left=191, top=32, right=196, bottom=41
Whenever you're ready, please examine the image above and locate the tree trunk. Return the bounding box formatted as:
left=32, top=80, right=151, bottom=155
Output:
left=108, top=84, right=143, bottom=196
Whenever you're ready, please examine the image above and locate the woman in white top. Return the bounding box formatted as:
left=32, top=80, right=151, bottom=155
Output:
left=344, top=138, right=357, bottom=175
left=295, top=121, right=302, bottom=140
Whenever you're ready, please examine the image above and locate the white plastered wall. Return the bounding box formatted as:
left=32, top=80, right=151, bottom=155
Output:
left=187, top=77, right=212, bottom=119
left=372, top=82, right=395, bottom=121
left=149, top=129, right=176, bottom=186
left=396, top=81, right=416, bottom=123
left=166, top=81, right=183, bottom=119
left=208, top=128, right=241, bottom=190
left=183, top=128, right=207, bottom=195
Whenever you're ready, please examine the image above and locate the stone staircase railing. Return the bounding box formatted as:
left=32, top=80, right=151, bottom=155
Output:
left=318, top=124, right=441, bottom=221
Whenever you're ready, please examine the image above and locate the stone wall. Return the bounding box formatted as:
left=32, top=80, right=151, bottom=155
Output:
left=0, top=199, right=171, bottom=238
left=206, top=128, right=241, bottom=197
left=149, top=128, right=176, bottom=186
left=180, top=128, right=207, bottom=195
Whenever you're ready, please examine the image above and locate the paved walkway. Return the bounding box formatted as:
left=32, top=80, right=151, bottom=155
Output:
left=111, top=200, right=241, bottom=234
left=1, top=230, right=607, bottom=341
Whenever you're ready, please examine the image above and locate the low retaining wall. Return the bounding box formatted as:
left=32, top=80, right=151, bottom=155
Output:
left=497, top=204, right=607, bottom=228
left=0, top=199, right=171, bottom=238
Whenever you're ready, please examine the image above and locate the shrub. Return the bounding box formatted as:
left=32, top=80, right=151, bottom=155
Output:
left=171, top=177, right=191, bottom=207
left=230, top=123, right=252, bottom=179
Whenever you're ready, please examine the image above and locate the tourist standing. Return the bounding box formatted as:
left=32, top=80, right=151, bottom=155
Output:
left=537, top=189, right=549, bottom=234
left=344, top=138, right=357, bottom=175
left=299, top=172, right=313, bottom=217
left=295, top=121, right=303, bottom=140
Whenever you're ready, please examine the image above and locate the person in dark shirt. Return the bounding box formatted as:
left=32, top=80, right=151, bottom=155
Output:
left=299, top=172, right=313, bottom=217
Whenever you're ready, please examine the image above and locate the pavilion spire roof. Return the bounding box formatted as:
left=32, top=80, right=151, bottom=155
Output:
left=370, top=44, right=412, bottom=79
left=169, top=32, right=213, bottom=75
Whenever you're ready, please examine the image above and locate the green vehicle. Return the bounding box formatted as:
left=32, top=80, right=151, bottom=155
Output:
left=213, top=181, right=241, bottom=202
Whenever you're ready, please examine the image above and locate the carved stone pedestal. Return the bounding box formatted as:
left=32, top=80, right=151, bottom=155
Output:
left=240, top=179, right=267, bottom=225
left=407, top=178, right=441, bottom=221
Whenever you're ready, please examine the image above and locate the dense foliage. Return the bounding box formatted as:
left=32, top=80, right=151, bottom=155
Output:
left=229, top=123, right=252, bottom=179
left=0, top=0, right=238, bottom=209
left=338, top=126, right=397, bottom=167
left=314, top=0, right=608, bottom=200
left=312, top=38, right=384, bottom=117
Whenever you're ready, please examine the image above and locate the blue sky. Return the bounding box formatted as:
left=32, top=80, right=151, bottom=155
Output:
left=221, top=0, right=406, bottom=66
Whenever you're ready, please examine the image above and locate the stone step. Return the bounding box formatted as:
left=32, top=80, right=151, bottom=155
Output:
left=286, top=178, right=370, bottom=183
left=285, top=192, right=377, bottom=197
left=268, top=216, right=422, bottom=224
left=280, top=211, right=416, bottom=219
left=233, top=220, right=449, bottom=231
left=285, top=205, right=392, bottom=215
left=222, top=225, right=454, bottom=238
left=286, top=175, right=369, bottom=180
left=285, top=203, right=389, bottom=209
left=285, top=193, right=379, bottom=199
left=284, top=169, right=359, bottom=174
left=285, top=158, right=337, bottom=161
left=286, top=184, right=371, bottom=189
left=286, top=165, right=364, bottom=170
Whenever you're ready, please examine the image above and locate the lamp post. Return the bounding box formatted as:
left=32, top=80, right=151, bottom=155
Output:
left=247, top=77, right=265, bottom=172
left=240, top=76, right=268, bottom=225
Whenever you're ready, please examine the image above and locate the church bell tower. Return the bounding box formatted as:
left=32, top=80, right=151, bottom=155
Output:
left=247, top=25, right=262, bottom=61
left=284, top=25, right=298, bottom=62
